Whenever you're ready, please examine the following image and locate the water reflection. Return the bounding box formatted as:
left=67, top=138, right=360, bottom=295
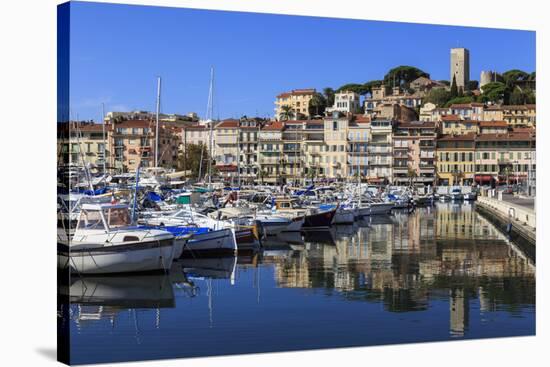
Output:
left=64, top=203, right=535, bottom=364
left=262, top=203, right=535, bottom=337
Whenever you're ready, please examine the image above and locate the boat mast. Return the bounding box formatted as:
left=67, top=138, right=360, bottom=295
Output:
left=101, top=103, right=106, bottom=177
left=155, top=76, right=161, bottom=168
left=207, top=67, right=214, bottom=189
left=237, top=124, right=241, bottom=188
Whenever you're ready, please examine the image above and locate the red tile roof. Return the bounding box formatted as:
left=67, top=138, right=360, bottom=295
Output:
left=441, top=114, right=462, bottom=121
left=476, top=132, right=535, bottom=142
left=437, top=133, right=476, bottom=141
left=113, top=120, right=152, bottom=128
left=215, top=119, right=239, bottom=129
left=262, top=121, right=285, bottom=131
left=276, top=88, right=316, bottom=98
left=479, top=121, right=508, bottom=127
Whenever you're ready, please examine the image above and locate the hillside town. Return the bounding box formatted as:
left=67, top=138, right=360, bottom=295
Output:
left=58, top=47, right=536, bottom=191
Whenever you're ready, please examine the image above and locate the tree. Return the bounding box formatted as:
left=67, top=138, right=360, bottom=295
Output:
left=502, top=69, right=530, bottom=87
left=279, top=105, right=294, bottom=121
left=177, top=142, right=214, bottom=179
left=444, top=96, right=474, bottom=107
left=337, top=83, right=368, bottom=95
left=308, top=93, right=327, bottom=118
left=383, top=66, right=429, bottom=89
left=466, top=80, right=479, bottom=91
left=323, top=87, right=335, bottom=107
left=450, top=75, right=458, bottom=98
left=362, top=80, right=384, bottom=95
left=480, top=82, right=507, bottom=103
left=425, top=88, right=451, bottom=107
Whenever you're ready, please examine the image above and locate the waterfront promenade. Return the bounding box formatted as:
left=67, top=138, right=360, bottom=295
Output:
left=476, top=191, right=536, bottom=246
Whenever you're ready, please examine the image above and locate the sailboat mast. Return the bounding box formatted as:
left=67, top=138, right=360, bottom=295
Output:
left=101, top=103, right=106, bottom=176
left=155, top=76, right=161, bottom=167
left=208, top=67, right=214, bottom=189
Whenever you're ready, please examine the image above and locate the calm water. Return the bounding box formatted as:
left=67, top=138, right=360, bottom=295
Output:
left=62, top=202, right=535, bottom=365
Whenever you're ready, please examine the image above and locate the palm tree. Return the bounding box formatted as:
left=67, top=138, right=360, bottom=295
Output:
left=280, top=105, right=294, bottom=121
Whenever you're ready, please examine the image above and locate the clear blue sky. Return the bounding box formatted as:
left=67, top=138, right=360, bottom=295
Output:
left=68, top=1, right=536, bottom=121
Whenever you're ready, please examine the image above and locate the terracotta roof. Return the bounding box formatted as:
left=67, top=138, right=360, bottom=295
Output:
left=501, top=104, right=536, bottom=110
left=437, top=133, right=476, bottom=141
left=441, top=114, right=462, bottom=121
left=215, top=119, right=239, bottom=129
left=276, top=88, right=316, bottom=99
left=450, top=103, right=484, bottom=109
left=262, top=121, right=285, bottom=131
left=397, top=120, right=436, bottom=129
left=479, top=121, right=508, bottom=127
left=113, top=120, right=152, bottom=128
left=476, top=132, right=535, bottom=142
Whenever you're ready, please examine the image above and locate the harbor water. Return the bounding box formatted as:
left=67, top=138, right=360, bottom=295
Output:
left=63, top=202, right=535, bottom=364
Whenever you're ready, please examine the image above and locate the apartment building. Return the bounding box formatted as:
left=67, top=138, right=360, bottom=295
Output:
left=368, top=119, right=393, bottom=184
left=439, top=115, right=479, bottom=135
left=238, top=119, right=261, bottom=183
left=365, top=86, right=423, bottom=114
left=474, top=130, right=536, bottom=186
left=274, top=88, right=317, bottom=120
left=326, top=90, right=361, bottom=114
left=303, top=119, right=327, bottom=180
left=323, top=113, right=349, bottom=179
left=258, top=121, right=285, bottom=184
left=392, top=121, right=437, bottom=186
left=436, top=133, right=476, bottom=186
left=282, top=120, right=306, bottom=183
left=213, top=119, right=239, bottom=181
left=110, top=120, right=179, bottom=172
left=347, top=115, right=371, bottom=179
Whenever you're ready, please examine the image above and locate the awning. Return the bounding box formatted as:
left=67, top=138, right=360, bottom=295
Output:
left=474, top=174, right=494, bottom=183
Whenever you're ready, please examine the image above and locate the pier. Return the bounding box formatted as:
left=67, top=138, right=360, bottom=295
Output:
left=475, top=191, right=536, bottom=248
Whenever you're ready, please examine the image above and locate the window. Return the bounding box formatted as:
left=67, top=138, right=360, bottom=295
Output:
left=333, top=121, right=338, bottom=130
left=105, top=208, right=131, bottom=229
left=77, top=210, right=105, bottom=230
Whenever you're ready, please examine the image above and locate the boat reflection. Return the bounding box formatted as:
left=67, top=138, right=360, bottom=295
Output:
left=261, top=202, right=535, bottom=337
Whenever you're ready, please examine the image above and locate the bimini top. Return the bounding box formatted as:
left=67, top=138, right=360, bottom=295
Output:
left=81, top=203, right=129, bottom=211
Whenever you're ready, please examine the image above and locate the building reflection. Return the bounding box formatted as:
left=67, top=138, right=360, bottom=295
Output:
left=264, top=203, right=535, bottom=336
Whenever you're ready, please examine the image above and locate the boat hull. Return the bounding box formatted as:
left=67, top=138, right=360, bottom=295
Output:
left=303, top=209, right=336, bottom=229
left=282, top=216, right=305, bottom=232
left=332, top=210, right=355, bottom=224
left=185, top=228, right=237, bottom=255
left=58, top=239, right=176, bottom=275
left=369, top=203, right=394, bottom=215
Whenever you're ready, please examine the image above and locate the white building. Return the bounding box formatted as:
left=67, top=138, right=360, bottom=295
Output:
left=326, top=91, right=361, bottom=114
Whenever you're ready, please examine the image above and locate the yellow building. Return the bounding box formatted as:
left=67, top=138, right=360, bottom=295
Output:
left=439, top=115, right=479, bottom=135
left=274, top=88, right=316, bottom=120
left=436, top=133, right=476, bottom=185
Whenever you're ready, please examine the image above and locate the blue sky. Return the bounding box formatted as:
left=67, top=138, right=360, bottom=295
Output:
left=68, top=1, right=536, bottom=121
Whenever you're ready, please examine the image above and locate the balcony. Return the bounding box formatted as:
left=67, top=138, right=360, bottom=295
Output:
left=368, top=146, right=392, bottom=154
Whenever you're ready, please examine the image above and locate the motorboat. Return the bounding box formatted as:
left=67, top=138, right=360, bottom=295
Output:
left=139, top=208, right=237, bottom=255
left=58, top=203, right=186, bottom=274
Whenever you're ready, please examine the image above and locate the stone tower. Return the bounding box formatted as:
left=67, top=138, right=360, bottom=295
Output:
left=450, top=48, right=470, bottom=90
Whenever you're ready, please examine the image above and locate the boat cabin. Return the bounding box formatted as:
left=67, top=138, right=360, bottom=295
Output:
left=273, top=198, right=302, bottom=211
left=76, top=203, right=132, bottom=233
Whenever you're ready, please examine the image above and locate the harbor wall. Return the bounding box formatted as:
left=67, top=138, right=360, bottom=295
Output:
left=475, top=195, right=536, bottom=248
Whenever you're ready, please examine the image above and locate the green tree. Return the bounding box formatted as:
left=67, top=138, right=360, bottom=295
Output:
left=502, top=69, right=530, bottom=87
left=337, top=83, right=368, bottom=95
left=279, top=105, right=294, bottom=121
left=362, top=80, right=384, bottom=95
left=450, top=75, right=458, bottom=98
left=177, top=143, right=214, bottom=179
left=444, top=96, right=474, bottom=107
left=323, top=87, right=335, bottom=107
left=425, top=88, right=451, bottom=107
left=480, top=82, right=507, bottom=103
left=383, top=66, right=429, bottom=88
left=308, top=93, right=327, bottom=118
